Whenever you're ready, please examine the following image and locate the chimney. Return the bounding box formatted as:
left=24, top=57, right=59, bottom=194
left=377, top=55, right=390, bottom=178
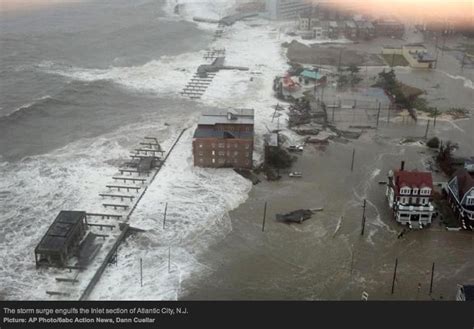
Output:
left=400, top=161, right=405, bottom=171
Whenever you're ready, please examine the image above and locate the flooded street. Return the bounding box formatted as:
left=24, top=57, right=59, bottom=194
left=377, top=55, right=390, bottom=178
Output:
left=179, top=27, right=474, bottom=301
left=183, top=110, right=473, bottom=300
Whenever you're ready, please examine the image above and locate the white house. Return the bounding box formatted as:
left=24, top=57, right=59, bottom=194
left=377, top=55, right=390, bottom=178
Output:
left=386, top=162, right=435, bottom=229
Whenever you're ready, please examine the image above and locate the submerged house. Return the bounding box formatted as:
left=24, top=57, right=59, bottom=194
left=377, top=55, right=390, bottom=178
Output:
left=35, top=211, right=88, bottom=268
left=299, top=68, right=327, bottom=85
left=446, top=169, right=474, bottom=229
left=193, top=109, right=254, bottom=169
left=386, top=162, right=435, bottom=229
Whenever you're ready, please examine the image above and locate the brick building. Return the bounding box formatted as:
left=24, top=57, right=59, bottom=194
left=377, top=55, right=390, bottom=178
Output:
left=193, top=109, right=254, bottom=169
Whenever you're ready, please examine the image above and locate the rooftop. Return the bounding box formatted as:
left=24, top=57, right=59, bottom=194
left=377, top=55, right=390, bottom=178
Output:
left=197, top=109, right=254, bottom=126
left=300, top=69, right=322, bottom=80
left=394, top=170, right=433, bottom=192
left=36, top=211, right=86, bottom=253
left=450, top=169, right=474, bottom=199
left=193, top=128, right=254, bottom=139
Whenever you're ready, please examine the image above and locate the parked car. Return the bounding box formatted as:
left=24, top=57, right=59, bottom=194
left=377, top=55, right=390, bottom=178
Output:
left=289, top=171, right=303, bottom=178
left=288, top=144, right=304, bottom=152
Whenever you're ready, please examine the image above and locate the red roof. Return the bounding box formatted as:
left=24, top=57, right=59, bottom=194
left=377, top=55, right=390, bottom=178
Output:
left=394, top=170, right=433, bottom=195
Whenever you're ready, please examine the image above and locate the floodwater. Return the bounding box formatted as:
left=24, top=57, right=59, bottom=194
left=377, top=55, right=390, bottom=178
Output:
left=183, top=118, right=473, bottom=300
left=182, top=32, right=474, bottom=300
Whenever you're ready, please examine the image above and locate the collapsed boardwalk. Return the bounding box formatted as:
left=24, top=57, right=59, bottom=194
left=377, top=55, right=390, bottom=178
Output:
left=36, top=130, right=187, bottom=299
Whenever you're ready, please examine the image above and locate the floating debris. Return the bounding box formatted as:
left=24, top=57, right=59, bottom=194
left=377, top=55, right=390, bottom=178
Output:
left=276, top=209, right=314, bottom=224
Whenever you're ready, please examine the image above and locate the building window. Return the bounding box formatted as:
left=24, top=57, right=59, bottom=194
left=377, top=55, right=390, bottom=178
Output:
left=400, top=187, right=411, bottom=195
left=421, top=188, right=431, bottom=195
left=245, top=144, right=250, bottom=149
left=412, top=188, right=419, bottom=195
left=199, top=152, right=203, bottom=156
left=199, top=158, right=204, bottom=163
left=234, top=143, right=238, bottom=148
left=218, top=143, right=225, bottom=148
left=218, top=151, right=225, bottom=156
left=234, top=151, right=239, bottom=156
left=211, top=143, right=216, bottom=148
left=212, top=158, right=215, bottom=164
left=199, top=144, right=203, bottom=148
left=218, top=158, right=225, bottom=164
left=466, top=197, right=474, bottom=206
left=246, top=152, right=250, bottom=157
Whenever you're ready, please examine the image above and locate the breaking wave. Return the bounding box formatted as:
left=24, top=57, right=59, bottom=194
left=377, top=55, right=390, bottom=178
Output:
left=4, top=95, right=52, bottom=118
left=35, top=51, right=203, bottom=96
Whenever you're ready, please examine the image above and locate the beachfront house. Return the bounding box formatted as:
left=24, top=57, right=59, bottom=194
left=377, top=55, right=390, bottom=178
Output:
left=386, top=162, right=435, bottom=229
left=298, top=68, right=327, bottom=86
left=193, top=109, right=254, bottom=169
left=446, top=169, right=474, bottom=229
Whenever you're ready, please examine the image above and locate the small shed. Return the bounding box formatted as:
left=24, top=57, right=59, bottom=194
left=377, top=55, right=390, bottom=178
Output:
left=35, top=211, right=87, bottom=268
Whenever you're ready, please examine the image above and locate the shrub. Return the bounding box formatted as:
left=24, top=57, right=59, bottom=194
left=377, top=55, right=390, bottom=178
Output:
left=427, top=137, right=440, bottom=149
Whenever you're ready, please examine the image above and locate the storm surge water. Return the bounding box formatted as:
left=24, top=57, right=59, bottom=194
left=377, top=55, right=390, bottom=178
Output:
left=0, top=0, right=255, bottom=300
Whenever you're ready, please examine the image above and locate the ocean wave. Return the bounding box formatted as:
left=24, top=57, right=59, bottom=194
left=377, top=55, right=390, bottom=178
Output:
left=35, top=51, right=204, bottom=95
left=4, top=95, right=52, bottom=118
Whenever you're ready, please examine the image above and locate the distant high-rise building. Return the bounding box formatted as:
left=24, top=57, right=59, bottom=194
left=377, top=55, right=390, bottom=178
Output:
left=265, top=0, right=313, bottom=20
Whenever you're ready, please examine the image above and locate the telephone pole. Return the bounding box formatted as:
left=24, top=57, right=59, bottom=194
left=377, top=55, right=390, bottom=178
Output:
left=424, top=120, right=431, bottom=139
left=391, top=258, right=398, bottom=295
left=361, top=199, right=367, bottom=236
left=262, top=201, right=267, bottom=232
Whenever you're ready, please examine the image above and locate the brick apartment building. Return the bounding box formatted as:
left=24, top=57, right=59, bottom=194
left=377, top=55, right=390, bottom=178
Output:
left=193, top=109, right=254, bottom=169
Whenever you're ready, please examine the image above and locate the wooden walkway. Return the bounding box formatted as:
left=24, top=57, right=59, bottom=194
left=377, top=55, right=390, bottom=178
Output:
left=77, top=129, right=187, bottom=300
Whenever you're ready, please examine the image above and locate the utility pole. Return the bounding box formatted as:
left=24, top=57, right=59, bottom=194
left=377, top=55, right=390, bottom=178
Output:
left=391, top=258, right=398, bottom=295
left=376, top=102, right=381, bottom=128
left=163, top=202, right=168, bottom=229
left=262, top=201, right=267, bottom=232
left=387, top=104, right=391, bottom=124
left=337, top=49, right=343, bottom=72
left=168, top=246, right=171, bottom=273
left=361, top=199, right=367, bottom=236
left=140, top=258, right=143, bottom=287
left=351, top=148, right=356, bottom=172
left=332, top=101, right=336, bottom=122
left=429, top=262, right=435, bottom=295
left=461, top=52, right=466, bottom=72
left=350, top=246, right=355, bottom=275
left=424, top=119, right=431, bottom=139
